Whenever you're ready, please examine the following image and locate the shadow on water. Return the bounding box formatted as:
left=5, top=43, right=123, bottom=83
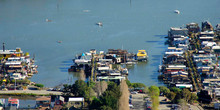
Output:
left=59, top=67, right=69, bottom=72
left=136, top=61, right=148, bottom=67
left=145, top=41, right=158, bottom=43
left=154, top=35, right=167, bottom=38
left=68, top=70, right=87, bottom=81
left=59, top=59, right=74, bottom=72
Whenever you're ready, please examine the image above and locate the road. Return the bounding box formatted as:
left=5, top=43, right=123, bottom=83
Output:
left=0, top=90, right=62, bottom=95
left=158, top=96, right=172, bottom=110
left=131, top=94, right=145, bottom=110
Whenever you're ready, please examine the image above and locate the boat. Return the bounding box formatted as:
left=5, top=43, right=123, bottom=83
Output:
left=46, top=19, right=52, bottom=22
left=136, top=50, right=148, bottom=61
left=96, top=22, right=103, bottom=26
left=57, top=41, right=62, bottom=43
left=8, top=97, right=19, bottom=109
left=174, top=10, right=180, bottom=14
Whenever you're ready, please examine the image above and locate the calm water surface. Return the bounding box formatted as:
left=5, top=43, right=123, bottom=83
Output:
left=0, top=0, right=220, bottom=87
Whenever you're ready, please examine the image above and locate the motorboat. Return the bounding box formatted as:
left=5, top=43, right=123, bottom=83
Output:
left=96, top=22, right=103, bottom=26
left=174, top=10, right=180, bottom=14
left=46, top=19, right=52, bottom=22
left=136, top=50, right=148, bottom=61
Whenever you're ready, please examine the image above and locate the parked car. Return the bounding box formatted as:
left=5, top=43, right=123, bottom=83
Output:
left=129, top=99, right=132, bottom=104
left=129, top=104, right=134, bottom=108
left=131, top=91, right=138, bottom=94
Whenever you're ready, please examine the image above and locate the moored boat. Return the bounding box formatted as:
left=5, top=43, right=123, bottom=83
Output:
left=96, top=22, right=103, bottom=26
left=174, top=10, right=180, bottom=14
left=136, top=50, right=148, bottom=61
left=8, top=97, right=19, bottom=109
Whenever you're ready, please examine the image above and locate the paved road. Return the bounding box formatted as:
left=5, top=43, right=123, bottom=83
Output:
left=131, top=94, right=145, bottom=110
left=159, top=96, right=171, bottom=110
left=0, top=90, right=62, bottom=95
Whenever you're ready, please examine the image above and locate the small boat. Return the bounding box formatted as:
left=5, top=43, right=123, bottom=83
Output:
left=83, top=10, right=90, bottom=12
left=174, top=10, right=180, bottom=14
left=46, top=19, right=52, bottom=22
left=136, top=50, right=148, bottom=61
left=8, top=97, right=19, bottom=109
left=57, top=41, right=62, bottom=43
left=96, top=22, right=103, bottom=26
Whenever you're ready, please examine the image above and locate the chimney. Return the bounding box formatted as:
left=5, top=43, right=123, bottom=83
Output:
left=3, top=43, right=5, bottom=52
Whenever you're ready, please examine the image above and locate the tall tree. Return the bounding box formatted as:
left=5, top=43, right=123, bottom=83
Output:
left=119, top=80, right=129, bottom=110
left=149, top=86, right=160, bottom=110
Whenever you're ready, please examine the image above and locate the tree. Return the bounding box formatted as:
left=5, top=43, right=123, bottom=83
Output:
left=132, top=83, right=146, bottom=89
left=159, top=86, right=170, bottom=96
left=100, top=105, right=113, bottom=110
left=149, top=86, right=160, bottom=96
left=149, top=86, right=160, bottom=110
left=94, top=81, right=108, bottom=96
left=62, top=84, right=72, bottom=96
left=100, top=91, right=119, bottom=110
left=190, top=93, right=198, bottom=104
left=125, top=80, right=132, bottom=88
left=90, top=97, right=102, bottom=109
left=71, top=80, right=89, bottom=98
left=167, top=92, right=176, bottom=102
left=143, top=87, right=149, bottom=94
left=99, top=82, right=121, bottom=110
left=182, top=89, right=191, bottom=102
left=119, top=80, right=129, bottom=110
left=170, top=87, right=181, bottom=94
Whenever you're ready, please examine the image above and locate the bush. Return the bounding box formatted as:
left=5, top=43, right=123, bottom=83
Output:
left=34, top=83, right=44, bottom=88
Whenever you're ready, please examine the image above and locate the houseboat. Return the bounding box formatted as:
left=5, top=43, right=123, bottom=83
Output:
left=136, top=50, right=148, bottom=61
left=8, top=97, right=19, bottom=109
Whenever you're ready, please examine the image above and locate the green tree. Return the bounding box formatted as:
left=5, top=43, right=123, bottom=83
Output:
left=71, top=80, right=89, bottom=98
left=182, top=89, right=191, bottom=102
left=189, top=93, right=198, bottom=104
left=167, top=92, right=176, bottom=102
left=170, top=87, right=181, bottom=94
left=125, top=80, right=132, bottom=88
left=159, top=86, right=170, bottom=96
left=100, top=105, right=113, bottom=110
left=149, top=86, right=160, bottom=110
left=132, top=83, right=146, bottom=89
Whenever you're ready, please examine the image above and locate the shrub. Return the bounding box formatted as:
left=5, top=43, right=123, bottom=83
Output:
left=34, top=83, right=44, bottom=88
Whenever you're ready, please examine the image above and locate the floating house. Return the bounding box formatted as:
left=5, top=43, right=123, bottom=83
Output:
left=36, top=96, right=51, bottom=110
left=186, top=22, right=200, bottom=33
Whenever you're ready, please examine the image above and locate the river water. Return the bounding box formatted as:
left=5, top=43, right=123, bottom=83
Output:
left=0, top=0, right=220, bottom=87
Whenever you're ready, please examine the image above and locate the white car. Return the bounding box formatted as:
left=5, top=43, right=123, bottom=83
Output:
left=131, top=91, right=138, bottom=94
left=129, top=104, right=134, bottom=108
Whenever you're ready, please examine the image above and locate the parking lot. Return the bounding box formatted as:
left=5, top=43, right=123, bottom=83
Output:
left=130, top=93, right=146, bottom=110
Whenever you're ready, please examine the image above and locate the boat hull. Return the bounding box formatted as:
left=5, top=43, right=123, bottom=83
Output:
left=137, top=56, right=148, bottom=61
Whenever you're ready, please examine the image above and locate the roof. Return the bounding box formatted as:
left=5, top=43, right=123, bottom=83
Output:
left=5, top=61, right=21, bottom=65
left=69, top=97, right=84, bottom=102
left=0, top=50, right=23, bottom=54
left=36, top=96, right=50, bottom=101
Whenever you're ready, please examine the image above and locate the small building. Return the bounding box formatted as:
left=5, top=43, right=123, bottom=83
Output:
left=175, top=84, right=193, bottom=90
left=35, top=96, right=51, bottom=110
left=67, top=97, right=84, bottom=109
left=201, top=21, right=213, bottom=32
left=0, top=47, right=23, bottom=59
left=168, top=27, right=188, bottom=39
left=10, top=73, right=26, bottom=80
left=186, top=22, right=200, bottom=33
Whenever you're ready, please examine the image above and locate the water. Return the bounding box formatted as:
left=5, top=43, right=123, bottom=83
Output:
left=0, top=0, right=220, bottom=87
